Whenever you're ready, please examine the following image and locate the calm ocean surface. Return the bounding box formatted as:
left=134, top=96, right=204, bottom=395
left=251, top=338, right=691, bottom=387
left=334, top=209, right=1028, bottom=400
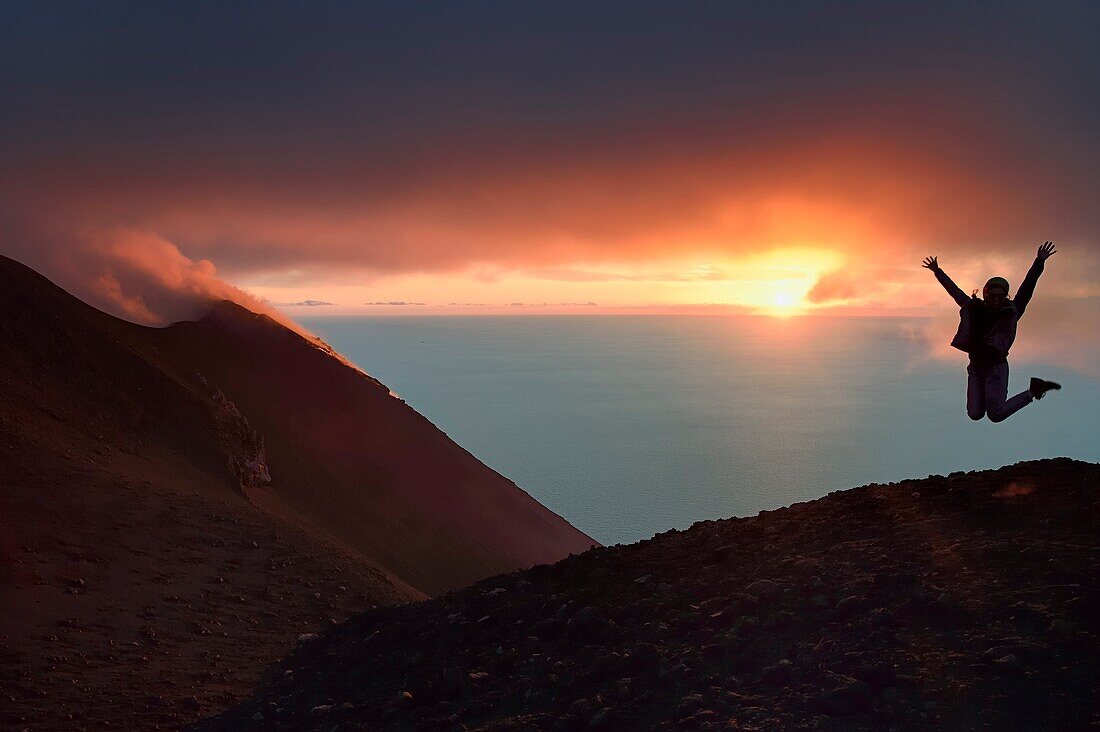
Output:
left=299, top=315, right=1100, bottom=546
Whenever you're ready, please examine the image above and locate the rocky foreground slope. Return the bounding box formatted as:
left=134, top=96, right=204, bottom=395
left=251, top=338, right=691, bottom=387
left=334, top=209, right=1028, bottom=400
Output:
left=199, top=459, right=1099, bottom=730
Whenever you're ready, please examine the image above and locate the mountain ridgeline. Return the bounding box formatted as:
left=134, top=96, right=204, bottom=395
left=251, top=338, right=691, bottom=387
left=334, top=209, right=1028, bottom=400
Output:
left=0, top=254, right=594, bottom=728
left=0, top=254, right=595, bottom=595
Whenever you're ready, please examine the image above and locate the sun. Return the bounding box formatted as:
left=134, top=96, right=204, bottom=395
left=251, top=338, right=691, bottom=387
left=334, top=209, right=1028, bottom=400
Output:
left=759, top=286, right=806, bottom=317
left=772, top=291, right=797, bottom=309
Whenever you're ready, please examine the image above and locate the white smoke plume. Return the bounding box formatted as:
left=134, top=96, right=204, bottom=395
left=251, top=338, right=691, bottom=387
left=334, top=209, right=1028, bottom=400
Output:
left=1, top=213, right=297, bottom=330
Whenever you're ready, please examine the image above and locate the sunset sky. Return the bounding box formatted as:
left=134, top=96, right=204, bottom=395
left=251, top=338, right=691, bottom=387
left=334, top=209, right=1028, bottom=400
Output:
left=1, top=2, right=1097, bottom=324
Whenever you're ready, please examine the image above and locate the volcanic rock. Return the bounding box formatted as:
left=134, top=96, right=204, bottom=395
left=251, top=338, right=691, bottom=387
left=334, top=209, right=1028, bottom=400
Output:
left=195, top=459, right=1099, bottom=730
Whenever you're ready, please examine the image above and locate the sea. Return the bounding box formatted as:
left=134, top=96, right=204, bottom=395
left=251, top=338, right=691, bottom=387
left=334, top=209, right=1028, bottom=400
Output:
left=299, top=315, right=1100, bottom=546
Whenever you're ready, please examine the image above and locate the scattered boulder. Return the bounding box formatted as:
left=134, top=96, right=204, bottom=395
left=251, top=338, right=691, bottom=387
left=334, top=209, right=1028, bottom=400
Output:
left=745, top=579, right=781, bottom=602
left=760, top=659, right=794, bottom=685
left=834, top=595, right=870, bottom=619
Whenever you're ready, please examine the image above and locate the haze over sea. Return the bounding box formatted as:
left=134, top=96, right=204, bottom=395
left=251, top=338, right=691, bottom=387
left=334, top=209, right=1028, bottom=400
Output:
left=301, top=315, right=1100, bottom=546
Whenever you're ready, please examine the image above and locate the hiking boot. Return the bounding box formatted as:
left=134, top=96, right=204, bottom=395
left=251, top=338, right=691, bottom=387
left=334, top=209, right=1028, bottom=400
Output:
left=1029, top=377, right=1061, bottom=400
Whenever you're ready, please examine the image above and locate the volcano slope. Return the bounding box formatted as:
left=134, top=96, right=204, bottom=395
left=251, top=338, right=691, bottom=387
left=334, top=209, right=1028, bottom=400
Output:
left=198, top=459, right=1099, bottom=731
left=0, top=254, right=594, bottom=729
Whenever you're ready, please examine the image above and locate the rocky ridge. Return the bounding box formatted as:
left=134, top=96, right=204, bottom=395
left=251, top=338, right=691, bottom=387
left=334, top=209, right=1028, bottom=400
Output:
left=0, top=253, right=594, bottom=730
left=198, top=459, right=1099, bottom=730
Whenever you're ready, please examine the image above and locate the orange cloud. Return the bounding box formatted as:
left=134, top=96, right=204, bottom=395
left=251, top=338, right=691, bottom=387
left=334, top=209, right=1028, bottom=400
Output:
left=1, top=80, right=1095, bottom=341
left=3, top=91, right=1094, bottom=290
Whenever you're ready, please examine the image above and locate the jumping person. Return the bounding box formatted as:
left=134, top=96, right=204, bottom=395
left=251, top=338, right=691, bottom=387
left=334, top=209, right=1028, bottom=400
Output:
left=922, top=242, right=1060, bottom=423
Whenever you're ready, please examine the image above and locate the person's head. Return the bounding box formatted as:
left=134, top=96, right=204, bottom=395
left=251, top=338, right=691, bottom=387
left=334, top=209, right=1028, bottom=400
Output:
left=983, top=276, right=1010, bottom=306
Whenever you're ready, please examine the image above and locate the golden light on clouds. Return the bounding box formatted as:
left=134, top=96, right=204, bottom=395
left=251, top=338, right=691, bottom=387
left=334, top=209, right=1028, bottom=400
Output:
left=1, top=2, right=1095, bottom=331
left=1, top=3, right=1093, bottom=369
left=242, top=247, right=845, bottom=316
left=719, top=247, right=843, bottom=316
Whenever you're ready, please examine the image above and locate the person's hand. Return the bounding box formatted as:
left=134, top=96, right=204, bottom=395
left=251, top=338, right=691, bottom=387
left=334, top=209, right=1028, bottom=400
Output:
left=1036, top=241, right=1056, bottom=261
left=922, top=256, right=939, bottom=271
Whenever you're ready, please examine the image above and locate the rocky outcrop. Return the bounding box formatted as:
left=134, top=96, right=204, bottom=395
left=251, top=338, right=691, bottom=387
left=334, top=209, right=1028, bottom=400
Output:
left=211, top=388, right=271, bottom=494
left=196, top=459, right=1100, bottom=731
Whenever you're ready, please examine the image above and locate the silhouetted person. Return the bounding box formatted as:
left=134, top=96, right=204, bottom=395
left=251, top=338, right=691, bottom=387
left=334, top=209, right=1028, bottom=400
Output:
left=922, top=242, right=1060, bottom=423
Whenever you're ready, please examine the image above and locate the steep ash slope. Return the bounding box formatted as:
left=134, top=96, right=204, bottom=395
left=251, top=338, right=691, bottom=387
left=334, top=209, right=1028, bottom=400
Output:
left=149, top=301, right=596, bottom=595
left=0, top=253, right=593, bottom=729
left=199, top=459, right=1099, bottom=731
left=0, top=255, right=416, bottom=729
left=0, top=253, right=593, bottom=597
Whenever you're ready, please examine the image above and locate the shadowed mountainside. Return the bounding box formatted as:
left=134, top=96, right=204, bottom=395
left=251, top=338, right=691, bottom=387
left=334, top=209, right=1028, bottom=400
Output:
left=153, top=299, right=597, bottom=595
left=0, top=254, right=594, bottom=728
left=198, top=459, right=1099, bottom=731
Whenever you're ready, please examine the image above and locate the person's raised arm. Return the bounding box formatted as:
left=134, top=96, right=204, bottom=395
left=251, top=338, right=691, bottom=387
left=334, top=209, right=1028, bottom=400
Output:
left=1014, top=241, right=1055, bottom=318
left=923, top=256, right=970, bottom=307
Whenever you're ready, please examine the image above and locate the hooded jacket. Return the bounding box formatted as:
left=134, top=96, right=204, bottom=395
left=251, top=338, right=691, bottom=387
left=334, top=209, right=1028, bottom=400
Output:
left=933, top=257, right=1045, bottom=360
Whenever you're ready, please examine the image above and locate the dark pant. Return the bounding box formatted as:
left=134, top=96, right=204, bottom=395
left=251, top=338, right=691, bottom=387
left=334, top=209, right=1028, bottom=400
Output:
left=966, top=361, right=1032, bottom=423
